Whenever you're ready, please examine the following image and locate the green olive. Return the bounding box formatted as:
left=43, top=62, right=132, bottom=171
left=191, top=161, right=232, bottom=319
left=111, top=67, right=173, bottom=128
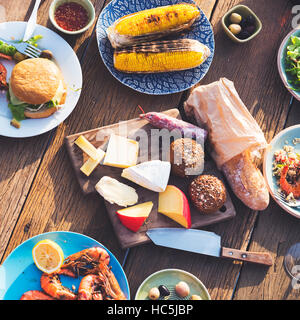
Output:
left=228, top=24, right=242, bottom=35
left=13, top=51, right=27, bottom=62
left=230, top=12, right=242, bottom=24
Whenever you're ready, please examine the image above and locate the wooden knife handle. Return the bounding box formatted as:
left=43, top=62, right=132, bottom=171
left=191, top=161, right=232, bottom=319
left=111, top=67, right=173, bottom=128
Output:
left=221, top=247, right=273, bottom=266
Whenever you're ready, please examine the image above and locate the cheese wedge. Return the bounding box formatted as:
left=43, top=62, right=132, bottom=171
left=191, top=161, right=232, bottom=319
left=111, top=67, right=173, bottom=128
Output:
left=75, top=135, right=103, bottom=161
left=116, top=201, right=153, bottom=232
left=95, top=176, right=138, bottom=207
left=158, top=185, right=191, bottom=228
left=121, top=160, right=171, bottom=192
left=103, top=134, right=139, bottom=168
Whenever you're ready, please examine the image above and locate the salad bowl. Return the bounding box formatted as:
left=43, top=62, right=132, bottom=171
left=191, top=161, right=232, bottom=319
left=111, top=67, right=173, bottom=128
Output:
left=263, top=124, right=300, bottom=219
left=278, top=28, right=300, bottom=101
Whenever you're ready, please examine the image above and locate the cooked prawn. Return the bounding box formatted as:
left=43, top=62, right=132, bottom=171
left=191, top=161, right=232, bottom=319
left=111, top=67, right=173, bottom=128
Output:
left=280, top=165, right=300, bottom=198
left=40, top=268, right=77, bottom=300
left=78, top=274, right=103, bottom=300
left=97, top=261, right=126, bottom=300
left=61, top=247, right=110, bottom=276
left=20, top=290, right=55, bottom=300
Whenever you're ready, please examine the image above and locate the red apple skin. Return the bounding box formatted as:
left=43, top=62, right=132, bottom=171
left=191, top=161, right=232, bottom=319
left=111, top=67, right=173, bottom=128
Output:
left=116, top=212, right=147, bottom=232
left=179, top=187, right=192, bottom=229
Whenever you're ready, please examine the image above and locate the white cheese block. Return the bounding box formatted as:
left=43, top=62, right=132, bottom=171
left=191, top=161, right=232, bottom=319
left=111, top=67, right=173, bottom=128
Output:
left=95, top=176, right=138, bottom=207
left=103, top=134, right=139, bottom=168
left=121, top=160, right=171, bottom=192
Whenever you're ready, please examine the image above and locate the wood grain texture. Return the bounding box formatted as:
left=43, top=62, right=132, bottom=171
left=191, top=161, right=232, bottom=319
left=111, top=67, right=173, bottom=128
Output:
left=221, top=247, right=273, bottom=266
left=65, top=109, right=236, bottom=248
left=234, top=82, right=300, bottom=298
left=1, top=0, right=297, bottom=301
left=216, top=0, right=299, bottom=299
left=0, top=0, right=106, bottom=263
left=1, top=0, right=218, bottom=274
left=124, top=0, right=295, bottom=300
left=0, top=0, right=52, bottom=262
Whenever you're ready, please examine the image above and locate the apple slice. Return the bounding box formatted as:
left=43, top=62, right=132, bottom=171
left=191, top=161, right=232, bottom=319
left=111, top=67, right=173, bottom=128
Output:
left=116, top=201, right=153, bottom=232
left=158, top=185, right=191, bottom=228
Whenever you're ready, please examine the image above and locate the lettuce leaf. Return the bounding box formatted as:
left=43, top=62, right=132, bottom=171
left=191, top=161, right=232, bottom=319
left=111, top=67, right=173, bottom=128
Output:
left=0, top=35, right=43, bottom=57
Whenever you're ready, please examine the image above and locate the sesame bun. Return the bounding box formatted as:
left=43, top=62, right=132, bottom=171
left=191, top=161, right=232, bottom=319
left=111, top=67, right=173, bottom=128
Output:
left=10, top=58, right=66, bottom=105
left=170, top=138, right=204, bottom=178
left=189, top=175, right=226, bottom=214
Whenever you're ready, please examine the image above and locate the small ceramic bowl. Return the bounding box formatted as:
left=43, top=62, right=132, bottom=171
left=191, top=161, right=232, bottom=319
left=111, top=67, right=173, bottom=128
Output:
left=49, top=0, right=95, bottom=35
left=277, top=28, right=300, bottom=101
left=263, top=124, right=300, bottom=219
left=222, top=5, right=262, bottom=43
left=135, top=269, right=211, bottom=300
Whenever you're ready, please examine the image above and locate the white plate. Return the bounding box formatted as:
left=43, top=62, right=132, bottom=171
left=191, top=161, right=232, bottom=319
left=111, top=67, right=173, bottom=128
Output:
left=0, top=21, right=82, bottom=138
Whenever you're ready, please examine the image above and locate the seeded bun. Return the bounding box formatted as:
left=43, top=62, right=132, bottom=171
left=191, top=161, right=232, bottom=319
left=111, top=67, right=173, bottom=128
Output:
left=170, top=138, right=204, bottom=178
left=189, top=175, right=226, bottom=214
left=10, top=57, right=66, bottom=102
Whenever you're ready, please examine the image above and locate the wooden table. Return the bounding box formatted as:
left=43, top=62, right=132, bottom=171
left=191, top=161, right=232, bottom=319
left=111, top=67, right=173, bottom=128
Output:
left=1, top=0, right=300, bottom=300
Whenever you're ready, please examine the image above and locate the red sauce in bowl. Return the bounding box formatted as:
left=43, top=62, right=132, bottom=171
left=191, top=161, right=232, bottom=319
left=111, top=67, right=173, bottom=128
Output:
left=54, top=2, right=89, bottom=31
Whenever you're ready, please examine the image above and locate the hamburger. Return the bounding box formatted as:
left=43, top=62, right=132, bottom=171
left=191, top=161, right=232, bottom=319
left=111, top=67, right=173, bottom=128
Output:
left=7, top=58, right=67, bottom=125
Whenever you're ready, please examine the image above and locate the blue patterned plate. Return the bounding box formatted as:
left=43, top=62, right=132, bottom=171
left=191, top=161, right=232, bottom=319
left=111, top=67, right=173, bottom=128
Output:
left=96, top=0, right=214, bottom=95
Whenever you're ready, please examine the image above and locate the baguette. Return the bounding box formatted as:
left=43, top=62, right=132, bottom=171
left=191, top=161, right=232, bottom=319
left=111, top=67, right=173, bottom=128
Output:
left=222, top=149, right=269, bottom=211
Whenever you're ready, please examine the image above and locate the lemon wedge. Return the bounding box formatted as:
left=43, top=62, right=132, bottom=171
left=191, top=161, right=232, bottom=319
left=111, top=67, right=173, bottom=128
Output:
left=32, top=239, right=64, bottom=274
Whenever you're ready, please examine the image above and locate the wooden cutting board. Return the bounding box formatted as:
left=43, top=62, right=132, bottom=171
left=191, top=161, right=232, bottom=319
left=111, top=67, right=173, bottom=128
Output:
left=65, top=109, right=236, bottom=248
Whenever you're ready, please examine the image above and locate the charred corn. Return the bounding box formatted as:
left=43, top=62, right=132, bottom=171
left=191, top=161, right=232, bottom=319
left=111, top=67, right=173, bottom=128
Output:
left=113, top=39, right=211, bottom=73
left=107, top=3, right=200, bottom=48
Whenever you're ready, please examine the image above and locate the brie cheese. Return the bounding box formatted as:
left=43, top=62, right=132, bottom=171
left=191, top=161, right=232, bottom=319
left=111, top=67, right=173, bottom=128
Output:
left=121, top=160, right=171, bottom=192
left=95, top=176, right=138, bottom=207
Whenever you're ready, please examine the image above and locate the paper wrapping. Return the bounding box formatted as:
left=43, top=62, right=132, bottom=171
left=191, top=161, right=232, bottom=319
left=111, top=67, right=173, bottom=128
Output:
left=184, top=78, right=267, bottom=168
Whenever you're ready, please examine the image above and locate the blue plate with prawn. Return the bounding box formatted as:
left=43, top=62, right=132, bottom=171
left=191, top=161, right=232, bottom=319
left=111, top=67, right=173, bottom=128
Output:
left=0, top=231, right=130, bottom=300
left=263, top=124, right=300, bottom=219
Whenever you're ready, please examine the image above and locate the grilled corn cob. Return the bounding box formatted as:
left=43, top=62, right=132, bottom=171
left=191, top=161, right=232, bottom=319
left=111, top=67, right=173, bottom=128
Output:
left=113, top=39, right=210, bottom=73
left=107, top=3, right=200, bottom=48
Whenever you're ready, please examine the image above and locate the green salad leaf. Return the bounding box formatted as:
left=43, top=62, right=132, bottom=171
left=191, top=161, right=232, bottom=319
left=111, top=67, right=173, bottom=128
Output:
left=0, top=35, right=43, bottom=57
left=7, top=88, right=55, bottom=123
left=285, top=35, right=300, bottom=90
left=0, top=40, right=16, bottom=56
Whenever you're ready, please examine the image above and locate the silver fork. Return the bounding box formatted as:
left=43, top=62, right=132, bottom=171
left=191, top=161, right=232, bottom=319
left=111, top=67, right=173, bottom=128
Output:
left=274, top=190, right=300, bottom=207
left=0, top=37, right=41, bottom=58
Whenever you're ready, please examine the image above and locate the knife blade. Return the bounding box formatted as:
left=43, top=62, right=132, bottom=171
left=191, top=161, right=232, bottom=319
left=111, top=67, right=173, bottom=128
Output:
left=146, top=228, right=273, bottom=266
left=23, top=0, right=41, bottom=41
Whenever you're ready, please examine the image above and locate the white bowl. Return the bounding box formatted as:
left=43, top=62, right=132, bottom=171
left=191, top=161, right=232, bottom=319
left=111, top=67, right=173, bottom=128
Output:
left=49, top=0, right=95, bottom=35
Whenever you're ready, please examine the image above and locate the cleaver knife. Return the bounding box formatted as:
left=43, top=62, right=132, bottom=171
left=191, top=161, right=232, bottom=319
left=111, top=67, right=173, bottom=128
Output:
left=146, top=228, right=273, bottom=266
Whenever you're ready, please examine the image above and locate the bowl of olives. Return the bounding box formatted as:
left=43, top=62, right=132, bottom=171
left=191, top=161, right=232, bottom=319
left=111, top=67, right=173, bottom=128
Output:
left=222, top=5, right=262, bottom=43
left=134, top=269, right=211, bottom=300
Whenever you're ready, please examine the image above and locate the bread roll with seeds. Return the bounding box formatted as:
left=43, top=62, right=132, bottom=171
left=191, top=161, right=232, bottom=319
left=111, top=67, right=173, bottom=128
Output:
left=189, top=175, right=226, bottom=214
left=170, top=138, right=204, bottom=178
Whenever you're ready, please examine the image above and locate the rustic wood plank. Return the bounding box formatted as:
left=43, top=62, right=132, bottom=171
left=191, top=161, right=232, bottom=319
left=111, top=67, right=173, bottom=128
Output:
left=0, top=0, right=106, bottom=263
left=0, top=0, right=51, bottom=262
left=234, top=95, right=300, bottom=297
left=65, top=108, right=236, bottom=249
left=2, top=0, right=294, bottom=301
left=1, top=0, right=217, bottom=263
left=124, top=0, right=295, bottom=300
left=213, top=0, right=297, bottom=299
